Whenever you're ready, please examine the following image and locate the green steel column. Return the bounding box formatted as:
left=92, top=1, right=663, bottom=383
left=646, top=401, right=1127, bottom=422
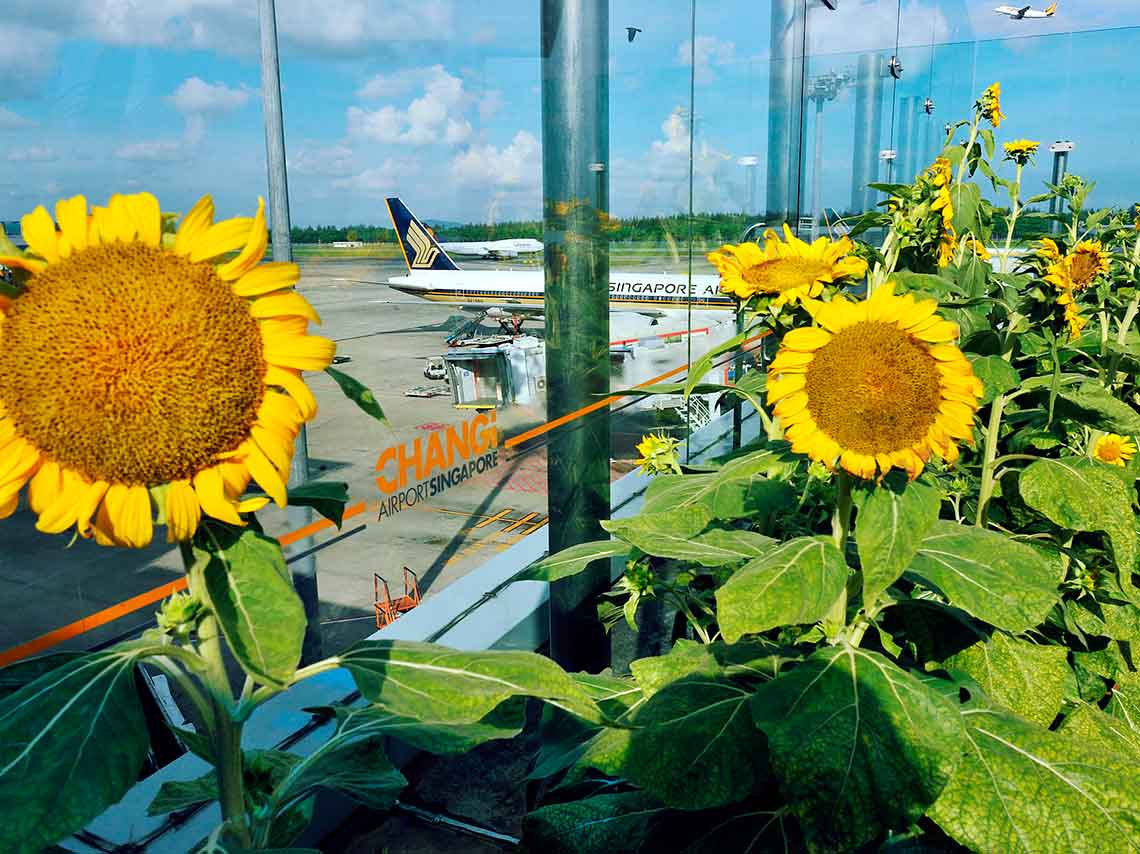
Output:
left=541, top=0, right=611, bottom=672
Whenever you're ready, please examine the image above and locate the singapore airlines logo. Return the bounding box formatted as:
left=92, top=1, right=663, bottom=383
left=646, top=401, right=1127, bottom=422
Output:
left=407, top=220, right=440, bottom=269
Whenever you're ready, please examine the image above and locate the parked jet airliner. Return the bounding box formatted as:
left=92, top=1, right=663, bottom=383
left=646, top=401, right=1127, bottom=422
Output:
left=384, top=197, right=735, bottom=318
left=438, top=236, right=543, bottom=260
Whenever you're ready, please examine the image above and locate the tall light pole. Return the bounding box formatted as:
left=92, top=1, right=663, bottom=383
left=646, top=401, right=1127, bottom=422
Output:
left=806, top=70, right=850, bottom=240
left=1049, top=140, right=1075, bottom=235
left=257, top=0, right=322, bottom=664
left=738, top=155, right=759, bottom=216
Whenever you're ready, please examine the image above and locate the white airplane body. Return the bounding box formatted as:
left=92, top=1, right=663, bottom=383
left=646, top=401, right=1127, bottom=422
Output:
left=993, top=2, right=1058, bottom=20
left=438, top=237, right=543, bottom=260
left=384, top=197, right=734, bottom=327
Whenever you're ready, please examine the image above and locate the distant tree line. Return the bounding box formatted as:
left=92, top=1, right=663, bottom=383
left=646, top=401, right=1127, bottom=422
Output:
left=286, top=206, right=1069, bottom=246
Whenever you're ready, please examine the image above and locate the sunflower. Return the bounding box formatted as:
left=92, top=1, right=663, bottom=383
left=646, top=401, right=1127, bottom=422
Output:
left=1093, top=434, right=1136, bottom=467
left=708, top=225, right=867, bottom=306
left=766, top=284, right=983, bottom=480
left=0, top=192, right=334, bottom=547
left=1045, top=240, right=1110, bottom=293
left=961, top=236, right=991, bottom=261
left=978, top=82, right=1006, bottom=128
left=1002, top=139, right=1039, bottom=165
left=634, top=433, right=682, bottom=476
left=1038, top=237, right=1062, bottom=263
left=937, top=224, right=959, bottom=268
left=1055, top=288, right=1088, bottom=337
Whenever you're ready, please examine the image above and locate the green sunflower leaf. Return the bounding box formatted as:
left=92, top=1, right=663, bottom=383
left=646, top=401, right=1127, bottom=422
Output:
left=1019, top=457, right=1138, bottom=580
left=516, top=539, right=629, bottom=582
left=854, top=475, right=943, bottom=606
left=285, top=481, right=349, bottom=528
left=325, top=366, right=386, bottom=423
left=752, top=647, right=966, bottom=852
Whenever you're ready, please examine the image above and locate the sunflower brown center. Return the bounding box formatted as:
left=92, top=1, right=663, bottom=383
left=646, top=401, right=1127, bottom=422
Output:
left=1068, top=252, right=1100, bottom=291
left=804, top=321, right=943, bottom=455
left=0, top=243, right=265, bottom=485
left=743, top=257, right=830, bottom=293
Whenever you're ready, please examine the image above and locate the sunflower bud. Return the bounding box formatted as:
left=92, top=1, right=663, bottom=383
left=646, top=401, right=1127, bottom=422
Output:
left=156, top=591, right=206, bottom=640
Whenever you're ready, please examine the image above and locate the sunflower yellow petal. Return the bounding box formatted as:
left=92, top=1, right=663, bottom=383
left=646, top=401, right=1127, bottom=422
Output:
left=176, top=195, right=216, bottom=256
left=782, top=328, right=833, bottom=354
left=217, top=197, right=268, bottom=280
left=241, top=440, right=287, bottom=506
left=27, top=460, right=63, bottom=515
left=126, top=192, right=162, bottom=247
left=75, top=480, right=110, bottom=536
left=265, top=365, right=318, bottom=420
left=54, top=195, right=89, bottom=256
left=189, top=215, right=255, bottom=263
left=263, top=333, right=337, bottom=372
left=194, top=466, right=243, bottom=525
left=106, top=194, right=138, bottom=243
left=249, top=291, right=322, bottom=323
left=166, top=479, right=202, bottom=543
left=232, top=261, right=301, bottom=296
left=766, top=373, right=807, bottom=404
left=34, top=469, right=88, bottom=534
left=237, top=496, right=271, bottom=513
left=21, top=205, right=60, bottom=262
left=0, top=491, right=17, bottom=518
left=840, top=450, right=877, bottom=480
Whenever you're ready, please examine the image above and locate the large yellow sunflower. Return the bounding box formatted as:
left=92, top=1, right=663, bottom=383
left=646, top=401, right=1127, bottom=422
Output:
left=1045, top=240, right=1110, bottom=293
left=0, top=192, right=334, bottom=547
left=767, top=284, right=983, bottom=480
left=707, top=225, right=867, bottom=306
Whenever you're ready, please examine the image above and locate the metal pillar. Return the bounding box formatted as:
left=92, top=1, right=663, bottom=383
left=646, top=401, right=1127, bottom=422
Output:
left=810, top=98, right=825, bottom=241
left=258, top=0, right=321, bottom=664
left=897, top=96, right=918, bottom=184
left=541, top=0, right=611, bottom=672
left=850, top=53, right=885, bottom=214
left=766, top=0, right=806, bottom=225
left=1049, top=141, right=1074, bottom=235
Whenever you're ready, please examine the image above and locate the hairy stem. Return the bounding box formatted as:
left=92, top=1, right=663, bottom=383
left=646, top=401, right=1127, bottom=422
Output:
left=179, top=540, right=250, bottom=846
left=1000, top=163, right=1024, bottom=274
left=975, top=393, right=1007, bottom=527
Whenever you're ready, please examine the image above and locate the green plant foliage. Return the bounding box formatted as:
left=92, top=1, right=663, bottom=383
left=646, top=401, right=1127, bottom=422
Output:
left=854, top=476, right=943, bottom=606
left=927, top=685, right=1140, bottom=852
left=752, top=646, right=966, bottom=852
left=324, top=366, right=386, bottom=422
left=717, top=537, right=848, bottom=641
left=941, top=632, right=1074, bottom=727
left=601, top=505, right=712, bottom=547
left=517, top=539, right=629, bottom=582
left=340, top=639, right=604, bottom=725
left=626, top=675, right=766, bottom=809
left=906, top=521, right=1061, bottom=632
left=0, top=644, right=159, bottom=853
left=1019, top=457, right=1138, bottom=577
left=284, top=481, right=350, bottom=527
left=196, top=527, right=306, bottom=687
left=970, top=354, right=1021, bottom=405
left=521, top=791, right=665, bottom=854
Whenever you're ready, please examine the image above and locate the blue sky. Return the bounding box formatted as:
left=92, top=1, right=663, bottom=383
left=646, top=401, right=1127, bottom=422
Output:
left=2, top=0, right=1139, bottom=227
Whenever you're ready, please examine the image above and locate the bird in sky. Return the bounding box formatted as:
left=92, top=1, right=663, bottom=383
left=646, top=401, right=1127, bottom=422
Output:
left=626, top=27, right=642, bottom=43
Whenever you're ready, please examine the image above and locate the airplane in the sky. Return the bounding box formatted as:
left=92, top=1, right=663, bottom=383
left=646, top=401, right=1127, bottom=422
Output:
left=383, top=197, right=734, bottom=329
left=438, top=235, right=543, bottom=260
left=993, top=2, right=1058, bottom=20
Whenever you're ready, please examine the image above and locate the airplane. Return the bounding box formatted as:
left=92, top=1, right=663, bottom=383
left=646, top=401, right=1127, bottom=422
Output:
left=438, top=236, right=543, bottom=260
left=993, top=2, right=1058, bottom=20
left=384, top=197, right=735, bottom=330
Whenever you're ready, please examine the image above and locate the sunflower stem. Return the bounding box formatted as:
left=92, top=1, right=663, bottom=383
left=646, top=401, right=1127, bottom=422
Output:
left=975, top=392, right=1007, bottom=528
left=831, top=471, right=853, bottom=552
left=180, top=538, right=251, bottom=846
left=955, top=121, right=980, bottom=189
left=1000, top=163, right=1024, bottom=275
left=1108, top=293, right=1139, bottom=390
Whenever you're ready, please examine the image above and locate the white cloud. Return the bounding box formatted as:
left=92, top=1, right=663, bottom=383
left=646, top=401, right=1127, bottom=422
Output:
left=356, top=66, right=441, bottom=100
left=331, top=158, right=417, bottom=194
left=290, top=143, right=356, bottom=177
left=7, top=146, right=57, bottom=162
left=449, top=131, right=539, bottom=190
left=347, top=66, right=470, bottom=146
left=677, top=35, right=736, bottom=85
left=167, top=77, right=250, bottom=114
left=0, top=23, right=60, bottom=96
left=115, top=140, right=185, bottom=162
left=0, top=106, right=36, bottom=131
left=478, top=90, right=504, bottom=121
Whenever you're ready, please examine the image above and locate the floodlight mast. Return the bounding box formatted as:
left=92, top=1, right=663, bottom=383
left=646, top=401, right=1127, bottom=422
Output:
left=1049, top=140, right=1076, bottom=235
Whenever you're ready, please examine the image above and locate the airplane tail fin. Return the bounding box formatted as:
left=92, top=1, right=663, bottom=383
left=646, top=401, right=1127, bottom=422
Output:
left=385, top=197, right=460, bottom=272
left=1045, top=2, right=1057, bottom=15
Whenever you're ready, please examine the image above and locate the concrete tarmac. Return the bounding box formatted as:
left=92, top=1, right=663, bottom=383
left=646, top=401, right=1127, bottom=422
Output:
left=0, top=256, right=708, bottom=657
